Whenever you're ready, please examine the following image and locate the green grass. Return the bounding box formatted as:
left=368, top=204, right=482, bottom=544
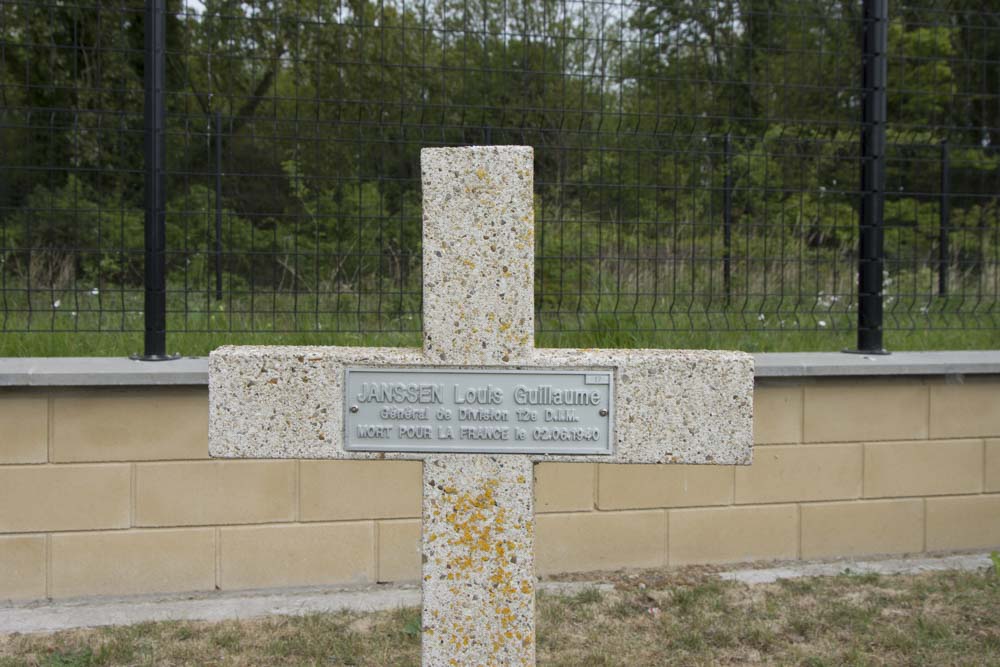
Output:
left=4, top=177, right=998, bottom=359
left=6, top=567, right=996, bottom=666
left=0, top=331, right=423, bottom=358
left=0, top=325, right=995, bottom=357
left=1, top=251, right=996, bottom=356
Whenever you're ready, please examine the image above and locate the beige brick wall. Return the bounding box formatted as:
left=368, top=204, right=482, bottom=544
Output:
left=135, top=460, right=297, bottom=527
left=987, top=439, right=1000, bottom=493
left=801, top=499, right=925, bottom=559
left=669, top=504, right=799, bottom=565
left=0, top=397, right=47, bottom=464
left=1, top=377, right=998, bottom=601
left=536, top=510, right=667, bottom=574
left=50, top=529, right=216, bottom=598
left=300, top=461, right=422, bottom=521
left=52, top=391, right=210, bottom=462
left=219, top=523, right=375, bottom=589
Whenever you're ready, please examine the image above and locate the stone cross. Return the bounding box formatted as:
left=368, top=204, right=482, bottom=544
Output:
left=209, top=146, right=753, bottom=666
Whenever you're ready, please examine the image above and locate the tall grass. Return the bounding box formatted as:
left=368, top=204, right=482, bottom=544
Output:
left=2, top=216, right=996, bottom=356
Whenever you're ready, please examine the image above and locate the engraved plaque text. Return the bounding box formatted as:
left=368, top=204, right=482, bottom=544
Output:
left=344, top=368, right=614, bottom=455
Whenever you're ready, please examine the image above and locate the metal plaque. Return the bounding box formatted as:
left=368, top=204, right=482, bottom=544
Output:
left=344, top=368, right=614, bottom=455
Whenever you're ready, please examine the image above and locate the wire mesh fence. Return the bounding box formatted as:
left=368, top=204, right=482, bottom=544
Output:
left=1, top=0, right=997, bottom=350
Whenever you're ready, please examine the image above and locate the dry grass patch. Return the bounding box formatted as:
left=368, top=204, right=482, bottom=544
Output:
left=536, top=568, right=999, bottom=665
left=0, top=609, right=423, bottom=667
left=2, top=568, right=998, bottom=666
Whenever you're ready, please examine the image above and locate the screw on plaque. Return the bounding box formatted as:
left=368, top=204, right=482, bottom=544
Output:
left=350, top=405, right=359, bottom=413
left=599, top=409, right=608, bottom=417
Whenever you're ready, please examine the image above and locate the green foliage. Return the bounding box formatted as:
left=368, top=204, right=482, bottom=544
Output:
left=889, top=20, right=957, bottom=123
left=1, top=0, right=998, bottom=346
left=400, top=610, right=422, bottom=638
left=4, top=176, right=144, bottom=287
left=570, top=588, right=604, bottom=606
left=280, top=159, right=421, bottom=290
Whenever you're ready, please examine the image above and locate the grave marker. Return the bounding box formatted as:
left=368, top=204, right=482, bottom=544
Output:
left=209, top=146, right=753, bottom=666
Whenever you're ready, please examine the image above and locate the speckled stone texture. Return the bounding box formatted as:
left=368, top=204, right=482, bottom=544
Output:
left=422, top=455, right=534, bottom=666
left=209, top=345, right=752, bottom=464
left=531, top=348, right=752, bottom=464
left=422, top=146, right=535, bottom=365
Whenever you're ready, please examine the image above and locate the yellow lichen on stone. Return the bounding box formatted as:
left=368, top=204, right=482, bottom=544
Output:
left=423, top=456, right=534, bottom=665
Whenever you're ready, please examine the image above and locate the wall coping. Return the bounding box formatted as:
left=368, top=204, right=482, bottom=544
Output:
left=753, top=350, right=1000, bottom=378
left=0, top=356, right=210, bottom=386
left=0, top=351, right=997, bottom=386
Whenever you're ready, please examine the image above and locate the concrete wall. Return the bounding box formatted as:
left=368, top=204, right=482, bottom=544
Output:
left=2, top=367, right=999, bottom=601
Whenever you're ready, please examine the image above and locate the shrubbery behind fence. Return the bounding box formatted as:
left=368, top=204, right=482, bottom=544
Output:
left=1, top=0, right=997, bottom=351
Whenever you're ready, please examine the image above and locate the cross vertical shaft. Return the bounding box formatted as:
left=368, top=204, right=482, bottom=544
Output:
left=419, top=147, right=537, bottom=665
left=422, top=455, right=535, bottom=665
left=421, top=146, right=535, bottom=365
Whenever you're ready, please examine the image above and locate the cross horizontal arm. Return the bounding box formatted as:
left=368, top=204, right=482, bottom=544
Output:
left=209, top=345, right=752, bottom=465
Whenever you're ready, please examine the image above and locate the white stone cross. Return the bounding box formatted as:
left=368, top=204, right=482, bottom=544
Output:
left=209, top=146, right=753, bottom=666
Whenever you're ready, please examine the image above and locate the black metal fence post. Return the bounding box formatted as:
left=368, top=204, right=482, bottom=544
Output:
left=939, top=139, right=950, bottom=296
left=853, top=0, right=889, bottom=354
left=723, top=133, right=733, bottom=306
left=215, top=111, right=223, bottom=301
left=137, top=0, right=173, bottom=360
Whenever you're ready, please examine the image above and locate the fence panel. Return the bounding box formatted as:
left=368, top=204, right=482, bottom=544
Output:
left=1, top=0, right=997, bottom=349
